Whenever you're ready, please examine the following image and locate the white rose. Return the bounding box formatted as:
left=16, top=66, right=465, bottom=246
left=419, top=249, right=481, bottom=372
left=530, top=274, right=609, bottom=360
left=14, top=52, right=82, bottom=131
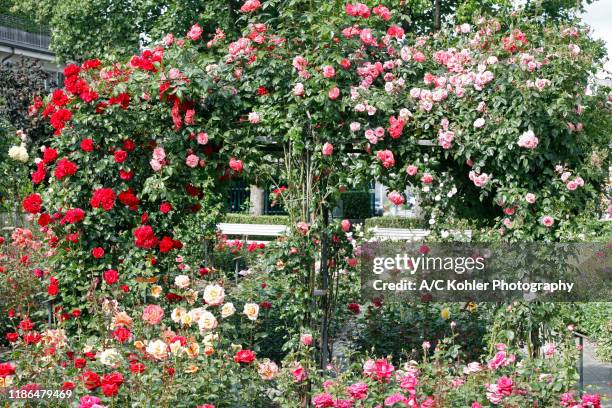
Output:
left=203, top=284, right=225, bottom=306
left=221, top=302, right=236, bottom=318
left=146, top=339, right=168, bottom=360
left=197, top=311, right=218, bottom=333
left=8, top=145, right=28, bottom=162
left=243, top=303, right=260, bottom=321
left=174, top=275, right=190, bottom=289
left=99, top=348, right=122, bottom=367
left=171, top=307, right=187, bottom=323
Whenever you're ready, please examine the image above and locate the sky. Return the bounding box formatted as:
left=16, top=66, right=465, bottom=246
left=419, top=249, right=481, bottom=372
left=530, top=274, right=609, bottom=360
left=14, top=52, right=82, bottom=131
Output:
left=580, top=0, right=612, bottom=73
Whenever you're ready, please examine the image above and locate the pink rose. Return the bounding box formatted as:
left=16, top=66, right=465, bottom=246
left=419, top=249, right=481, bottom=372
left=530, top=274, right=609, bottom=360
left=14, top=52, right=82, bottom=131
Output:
left=406, top=165, right=418, bottom=176
left=322, top=142, right=334, bottom=156
left=197, top=132, right=208, bottom=145
left=376, top=150, right=395, bottom=168
left=293, top=83, right=305, bottom=96
left=186, top=24, right=203, bottom=41
left=388, top=191, right=405, bottom=206
left=186, top=154, right=199, bottom=168
left=291, top=365, right=307, bottom=382
left=421, top=173, right=434, bottom=184
left=525, top=193, right=536, bottom=203
left=300, top=333, right=313, bottom=346
left=517, top=130, right=539, bottom=149
left=142, top=304, right=164, bottom=325
left=296, top=222, right=309, bottom=235
left=322, top=65, right=335, bottom=78
left=328, top=87, right=340, bottom=100
left=229, top=158, right=243, bottom=172
left=347, top=382, right=368, bottom=400
left=541, top=216, right=554, bottom=227
left=341, top=219, right=351, bottom=232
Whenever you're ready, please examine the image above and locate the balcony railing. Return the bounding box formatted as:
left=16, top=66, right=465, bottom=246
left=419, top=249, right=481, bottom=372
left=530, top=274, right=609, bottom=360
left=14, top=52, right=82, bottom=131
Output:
left=0, top=14, right=51, bottom=53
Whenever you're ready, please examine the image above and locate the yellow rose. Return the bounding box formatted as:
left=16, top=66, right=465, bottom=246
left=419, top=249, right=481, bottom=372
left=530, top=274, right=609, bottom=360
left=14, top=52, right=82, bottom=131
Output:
left=221, top=302, right=236, bottom=318
left=186, top=342, right=200, bottom=358
left=440, top=308, right=450, bottom=320
left=134, top=340, right=145, bottom=350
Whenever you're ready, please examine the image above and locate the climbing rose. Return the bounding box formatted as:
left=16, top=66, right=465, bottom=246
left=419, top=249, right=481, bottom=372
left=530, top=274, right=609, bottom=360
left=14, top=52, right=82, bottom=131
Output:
left=80, top=139, right=94, bottom=152
left=406, top=165, right=418, bottom=176
left=296, top=222, right=309, bottom=235
left=133, top=226, right=158, bottom=249
left=54, top=158, right=78, bottom=180
left=376, top=150, right=395, bottom=168
left=186, top=24, right=203, bottom=41
left=328, top=87, right=340, bottom=100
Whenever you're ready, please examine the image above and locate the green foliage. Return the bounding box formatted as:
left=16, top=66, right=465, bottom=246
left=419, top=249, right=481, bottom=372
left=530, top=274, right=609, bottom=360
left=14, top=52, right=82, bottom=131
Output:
left=364, top=216, right=427, bottom=229
left=578, top=302, right=612, bottom=362
left=223, top=213, right=290, bottom=225
left=339, top=190, right=372, bottom=219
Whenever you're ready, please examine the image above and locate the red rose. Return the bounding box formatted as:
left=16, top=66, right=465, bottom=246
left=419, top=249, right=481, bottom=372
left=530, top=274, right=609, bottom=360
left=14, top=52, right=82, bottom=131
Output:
left=18, top=318, right=34, bottom=331
left=159, top=202, right=172, bottom=213
left=159, top=236, right=174, bottom=253
left=23, top=332, right=42, bottom=344
left=102, top=382, right=118, bottom=397
left=103, top=372, right=124, bottom=386
left=42, top=147, right=58, bottom=164
left=112, top=326, right=131, bottom=343
left=133, top=225, right=158, bottom=249
left=123, top=139, right=136, bottom=151
left=32, top=162, right=46, bottom=184
left=234, top=349, right=256, bottom=364
left=130, top=362, right=145, bottom=374
left=23, top=193, right=42, bottom=214
left=61, top=381, right=76, bottom=390
left=347, top=303, right=361, bottom=314
left=259, top=301, right=272, bottom=310
left=74, top=358, right=87, bottom=369
left=47, top=276, right=59, bottom=296
left=37, top=213, right=51, bottom=227
left=118, top=189, right=140, bottom=210
left=0, top=362, right=15, bottom=377
left=81, top=138, right=94, bottom=152
left=82, top=370, right=101, bottom=390
left=5, top=332, right=18, bottom=342
left=90, top=188, right=116, bottom=211
left=114, top=149, right=127, bottom=163
left=84, top=351, right=97, bottom=360
left=119, top=169, right=134, bottom=180
left=51, top=89, right=69, bottom=106
left=103, top=269, right=119, bottom=285
left=71, top=309, right=81, bottom=318
left=92, top=247, right=105, bottom=258
left=61, top=208, right=85, bottom=224
left=63, top=64, right=80, bottom=77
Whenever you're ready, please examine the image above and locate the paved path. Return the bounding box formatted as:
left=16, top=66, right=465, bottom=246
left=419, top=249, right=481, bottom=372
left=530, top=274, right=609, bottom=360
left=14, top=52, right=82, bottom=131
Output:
left=583, top=339, right=612, bottom=407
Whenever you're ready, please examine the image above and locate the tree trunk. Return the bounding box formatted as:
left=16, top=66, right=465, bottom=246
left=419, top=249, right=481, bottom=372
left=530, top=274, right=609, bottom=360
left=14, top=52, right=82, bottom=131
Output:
left=433, top=0, right=441, bottom=31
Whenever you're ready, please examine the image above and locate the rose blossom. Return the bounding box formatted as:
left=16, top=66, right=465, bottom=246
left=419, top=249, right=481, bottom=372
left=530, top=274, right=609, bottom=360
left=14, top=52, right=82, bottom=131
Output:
left=248, top=112, right=260, bottom=123
left=221, top=302, right=236, bottom=318
left=473, top=118, right=485, bottom=128
left=243, top=303, right=259, bottom=321
left=406, top=165, right=418, bottom=176
left=328, top=87, right=340, bottom=100
left=185, top=154, right=199, bottom=168
left=142, top=305, right=164, bottom=325
left=203, top=284, right=225, bottom=306
left=541, top=215, right=554, bottom=227
left=525, top=193, right=536, bottom=203
left=517, top=130, right=539, bottom=149
left=322, top=142, right=334, bottom=156
left=300, top=333, right=313, bottom=346
left=296, top=222, right=309, bottom=235
left=293, top=83, right=305, bottom=96
left=257, top=360, right=279, bottom=380
left=146, top=339, right=168, bottom=360
left=174, top=275, right=190, bottom=289
left=388, top=191, right=405, bottom=206
left=341, top=219, right=351, bottom=232
left=322, top=65, right=335, bottom=78
left=197, top=132, right=208, bottom=145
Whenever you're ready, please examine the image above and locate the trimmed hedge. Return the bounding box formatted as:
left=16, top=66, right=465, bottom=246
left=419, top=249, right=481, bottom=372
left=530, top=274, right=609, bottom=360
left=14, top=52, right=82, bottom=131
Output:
left=222, top=213, right=290, bottom=225
left=364, top=216, right=426, bottom=230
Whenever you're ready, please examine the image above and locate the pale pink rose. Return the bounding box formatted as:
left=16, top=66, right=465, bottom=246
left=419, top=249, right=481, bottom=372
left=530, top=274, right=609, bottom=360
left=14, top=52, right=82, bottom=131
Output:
left=566, top=180, right=578, bottom=191
left=163, top=33, right=175, bottom=46
left=473, top=118, right=485, bottom=128
left=517, top=130, right=539, bottom=149
left=328, top=87, right=340, bottom=100
left=542, top=342, right=556, bottom=358
left=197, top=132, right=208, bottom=145
left=142, top=304, right=164, bottom=325
left=413, top=51, right=426, bottom=62
left=150, top=159, right=162, bottom=172
left=561, top=172, right=571, bottom=182
left=503, top=218, right=513, bottom=228
left=568, top=44, right=581, bottom=55
left=541, top=216, right=554, bottom=227
left=463, top=362, right=482, bottom=375
left=574, top=176, right=584, bottom=186
left=293, top=83, right=305, bottom=96
left=300, top=333, right=313, bottom=346
left=349, top=122, right=361, bottom=132
left=186, top=154, right=199, bottom=168
left=248, top=112, right=260, bottom=124
left=322, top=65, right=335, bottom=78
left=296, top=222, right=309, bottom=235
left=525, top=193, right=536, bottom=203
left=152, top=147, right=166, bottom=162
left=341, top=219, right=351, bottom=232
left=406, top=165, right=418, bottom=176
left=322, top=142, right=334, bottom=156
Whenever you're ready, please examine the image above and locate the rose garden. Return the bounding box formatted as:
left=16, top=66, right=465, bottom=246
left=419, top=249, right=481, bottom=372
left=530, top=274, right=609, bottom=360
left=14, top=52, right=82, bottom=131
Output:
left=0, top=0, right=611, bottom=407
